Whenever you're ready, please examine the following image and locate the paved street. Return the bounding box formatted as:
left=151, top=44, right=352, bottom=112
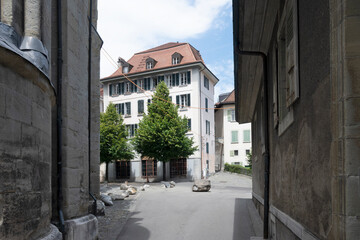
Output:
left=102, top=172, right=257, bottom=240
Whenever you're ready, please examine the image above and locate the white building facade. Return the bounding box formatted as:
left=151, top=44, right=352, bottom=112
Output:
left=101, top=42, right=218, bottom=182
left=215, top=91, right=251, bottom=169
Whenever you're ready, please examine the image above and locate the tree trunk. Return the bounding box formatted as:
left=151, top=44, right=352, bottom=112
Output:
left=105, top=162, right=109, bottom=182
left=163, top=162, right=166, bottom=181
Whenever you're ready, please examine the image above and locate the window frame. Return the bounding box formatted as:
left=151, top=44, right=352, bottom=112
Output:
left=141, top=158, right=157, bottom=177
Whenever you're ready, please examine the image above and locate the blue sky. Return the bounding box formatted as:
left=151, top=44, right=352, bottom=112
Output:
left=98, top=0, right=234, bottom=101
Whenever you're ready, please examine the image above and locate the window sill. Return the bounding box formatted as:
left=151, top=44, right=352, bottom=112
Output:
left=179, top=84, right=188, bottom=87
left=180, top=108, right=188, bottom=112
left=231, top=142, right=239, bottom=144
left=124, top=92, right=131, bottom=95
left=124, top=115, right=131, bottom=118
left=137, top=114, right=144, bottom=117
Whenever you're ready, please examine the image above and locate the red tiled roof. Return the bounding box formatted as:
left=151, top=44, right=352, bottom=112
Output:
left=215, top=90, right=235, bottom=107
left=103, top=42, right=204, bottom=79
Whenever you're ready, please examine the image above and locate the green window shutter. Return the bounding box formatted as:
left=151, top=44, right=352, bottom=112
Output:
left=172, top=74, right=176, bottom=86
left=230, top=150, right=234, bottom=157
left=231, top=131, right=238, bottom=143
left=133, top=80, right=137, bottom=92
left=227, top=110, right=232, bottom=122
left=187, top=71, right=191, bottom=84
left=205, top=98, right=208, bottom=112
left=109, top=84, right=113, bottom=96
left=176, top=95, right=180, bottom=105
left=138, top=100, right=144, bottom=114
left=243, top=130, right=251, bottom=142
left=187, top=94, right=191, bottom=106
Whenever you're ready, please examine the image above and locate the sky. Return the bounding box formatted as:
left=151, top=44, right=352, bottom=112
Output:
left=97, top=0, right=234, bottom=102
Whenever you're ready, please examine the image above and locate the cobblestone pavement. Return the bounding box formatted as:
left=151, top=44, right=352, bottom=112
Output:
left=97, top=172, right=256, bottom=240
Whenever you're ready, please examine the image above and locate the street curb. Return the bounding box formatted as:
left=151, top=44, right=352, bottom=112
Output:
left=247, top=199, right=263, bottom=237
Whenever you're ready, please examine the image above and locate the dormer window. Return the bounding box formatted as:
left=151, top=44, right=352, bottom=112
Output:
left=117, top=57, right=133, bottom=74
left=172, top=52, right=183, bottom=65
left=146, top=57, right=156, bottom=69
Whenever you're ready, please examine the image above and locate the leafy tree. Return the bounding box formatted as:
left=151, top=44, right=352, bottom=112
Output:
left=246, top=150, right=252, bottom=168
left=100, top=103, right=134, bottom=181
left=132, top=81, right=197, bottom=180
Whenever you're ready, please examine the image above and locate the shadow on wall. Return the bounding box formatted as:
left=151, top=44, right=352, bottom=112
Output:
left=233, top=198, right=256, bottom=240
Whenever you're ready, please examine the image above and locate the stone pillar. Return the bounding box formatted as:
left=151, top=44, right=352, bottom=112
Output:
left=24, top=0, right=41, bottom=38
left=330, top=0, right=360, bottom=239
left=0, top=0, right=24, bottom=36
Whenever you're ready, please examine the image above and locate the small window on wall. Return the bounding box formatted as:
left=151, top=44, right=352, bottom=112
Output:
left=276, top=0, right=298, bottom=135
left=187, top=119, right=191, bottom=130
left=234, top=150, right=238, bottom=156
left=227, top=109, right=235, bottom=122
left=204, top=76, right=209, bottom=90
left=243, top=130, right=251, bottom=143
left=206, top=142, right=209, bottom=154
left=231, top=131, right=238, bottom=143
left=205, top=98, right=208, bottom=112
left=138, top=100, right=144, bottom=114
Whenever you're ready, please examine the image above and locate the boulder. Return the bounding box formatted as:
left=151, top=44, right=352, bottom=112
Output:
left=139, top=186, right=145, bottom=191
left=120, top=184, right=129, bottom=190
left=170, top=181, right=176, bottom=188
left=192, top=179, right=211, bottom=192
left=143, top=184, right=150, bottom=189
left=96, top=201, right=105, bottom=216
left=100, top=193, right=113, bottom=206
left=108, top=193, right=125, bottom=201
left=127, top=187, right=137, bottom=195
left=161, top=181, right=171, bottom=188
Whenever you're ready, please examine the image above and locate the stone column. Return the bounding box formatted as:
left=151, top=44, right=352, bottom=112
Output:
left=330, top=0, right=360, bottom=239
left=24, top=0, right=41, bottom=38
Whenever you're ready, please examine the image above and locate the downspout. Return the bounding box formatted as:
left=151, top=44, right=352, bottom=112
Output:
left=235, top=50, right=270, bottom=239
left=199, top=68, right=204, bottom=179
left=88, top=0, right=97, bottom=215
left=56, top=0, right=65, bottom=234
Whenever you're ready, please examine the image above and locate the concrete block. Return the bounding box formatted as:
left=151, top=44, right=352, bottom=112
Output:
left=15, top=159, right=33, bottom=192
left=5, top=89, right=31, bottom=125
left=37, top=224, right=62, bottom=240
left=31, top=101, right=50, bottom=132
left=63, top=188, right=81, bottom=207
left=0, top=117, right=22, bottom=157
left=344, top=98, right=360, bottom=128
left=64, top=214, right=98, bottom=240
left=0, top=158, right=16, bottom=192
left=344, top=57, right=360, bottom=97
left=346, top=176, right=360, bottom=216
left=62, top=168, right=82, bottom=189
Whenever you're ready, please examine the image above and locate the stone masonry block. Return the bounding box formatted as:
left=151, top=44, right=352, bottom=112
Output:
left=15, top=159, right=33, bottom=192
left=346, top=176, right=360, bottom=216
left=346, top=216, right=360, bottom=240
left=64, top=214, right=98, bottom=240
left=63, top=188, right=81, bottom=208
left=345, top=138, right=360, bottom=176
left=62, top=168, right=82, bottom=189
left=0, top=158, right=16, bottom=192
left=0, top=85, right=5, bottom=116
left=345, top=0, right=360, bottom=18
left=345, top=16, right=360, bottom=57
left=5, top=88, right=31, bottom=125
left=344, top=57, right=360, bottom=97
left=31, top=101, right=50, bottom=132
left=344, top=97, right=360, bottom=127
left=0, top=117, right=22, bottom=157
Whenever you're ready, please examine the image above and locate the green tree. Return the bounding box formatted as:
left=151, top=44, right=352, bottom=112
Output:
left=246, top=150, right=252, bottom=168
left=132, top=81, right=197, bottom=180
left=100, top=103, right=134, bottom=181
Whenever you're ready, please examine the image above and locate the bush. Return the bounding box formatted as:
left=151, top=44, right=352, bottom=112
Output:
left=224, top=163, right=252, bottom=176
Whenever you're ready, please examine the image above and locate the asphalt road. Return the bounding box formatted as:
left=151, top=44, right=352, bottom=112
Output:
left=116, top=172, right=255, bottom=240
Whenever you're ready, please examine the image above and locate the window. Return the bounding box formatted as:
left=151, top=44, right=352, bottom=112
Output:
left=147, top=99, right=151, bottom=106
left=126, top=124, right=138, bottom=137
left=119, top=82, right=125, bottom=95
left=243, top=130, right=251, bottom=142
left=123, top=66, right=128, bottom=73
left=227, top=109, right=235, bottom=122
left=230, top=150, right=234, bottom=157
left=125, top=82, right=130, bottom=93
left=146, top=61, right=153, bottom=69
left=246, top=149, right=250, bottom=156
left=165, top=75, right=172, bottom=87
left=206, top=142, right=209, bottom=154
left=234, top=150, right=239, bottom=156
left=115, top=103, right=125, bottom=115
left=231, top=131, right=238, bottom=143
left=187, top=119, right=191, bottom=130
left=276, top=0, right=298, bottom=135
left=172, top=52, right=183, bottom=65
left=116, top=161, right=130, bottom=179
left=138, top=100, right=144, bottom=114
left=170, top=158, right=187, bottom=177
left=154, top=75, right=164, bottom=88
left=171, top=73, right=180, bottom=86
left=176, top=94, right=191, bottom=108
left=125, top=102, right=131, bottom=116
left=205, top=98, right=208, bottom=112
left=143, top=77, right=152, bottom=90
left=206, top=120, right=210, bottom=135
left=142, top=158, right=157, bottom=177
left=204, top=76, right=209, bottom=90
left=137, top=79, right=143, bottom=92
left=179, top=71, right=191, bottom=86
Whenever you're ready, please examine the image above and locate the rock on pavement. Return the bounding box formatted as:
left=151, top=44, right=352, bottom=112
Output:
left=192, top=179, right=211, bottom=192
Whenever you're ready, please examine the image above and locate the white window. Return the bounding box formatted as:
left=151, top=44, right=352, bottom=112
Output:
left=172, top=57, right=180, bottom=65
left=227, top=109, right=235, bottom=122
left=204, top=76, right=209, bottom=90
left=165, top=75, right=172, bottom=87
left=180, top=72, right=187, bottom=86
left=146, top=61, right=153, bottom=69
left=231, top=131, right=238, bottom=143
left=123, top=66, right=128, bottom=73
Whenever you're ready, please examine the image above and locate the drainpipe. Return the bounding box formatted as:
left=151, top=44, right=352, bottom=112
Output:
left=235, top=49, right=270, bottom=239
left=56, top=0, right=65, bottom=234
left=88, top=0, right=97, bottom=215
left=199, top=68, right=204, bottom=179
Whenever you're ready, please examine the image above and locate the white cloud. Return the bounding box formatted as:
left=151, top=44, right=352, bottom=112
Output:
left=207, top=59, right=235, bottom=101
left=98, top=0, right=231, bottom=78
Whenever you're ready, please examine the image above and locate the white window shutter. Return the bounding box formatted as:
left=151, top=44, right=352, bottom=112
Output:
left=230, top=150, right=234, bottom=157
left=285, top=0, right=299, bottom=107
